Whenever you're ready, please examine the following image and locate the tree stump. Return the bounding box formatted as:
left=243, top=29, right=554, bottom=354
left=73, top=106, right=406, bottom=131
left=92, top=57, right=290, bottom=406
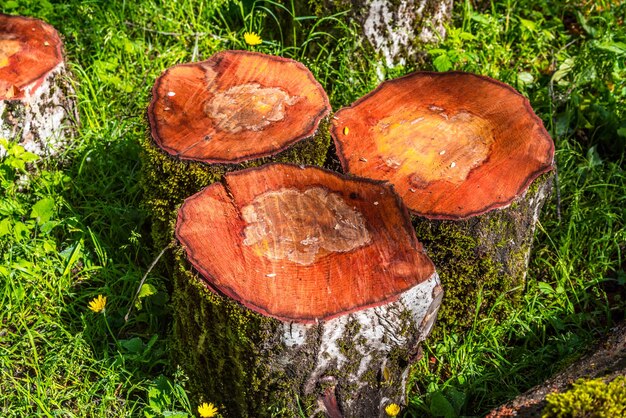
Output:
left=143, top=50, right=331, bottom=249
left=331, top=71, right=555, bottom=331
left=172, top=163, right=443, bottom=417
left=0, top=14, right=77, bottom=158
left=312, top=0, right=453, bottom=66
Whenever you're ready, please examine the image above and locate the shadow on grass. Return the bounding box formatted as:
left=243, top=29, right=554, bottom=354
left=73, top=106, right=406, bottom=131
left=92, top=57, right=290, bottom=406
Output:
left=58, top=127, right=173, bottom=379
left=406, top=153, right=626, bottom=416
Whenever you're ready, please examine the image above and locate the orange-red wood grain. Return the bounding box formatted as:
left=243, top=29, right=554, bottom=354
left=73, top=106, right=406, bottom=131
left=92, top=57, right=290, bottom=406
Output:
left=331, top=72, right=555, bottom=219
left=0, top=14, right=64, bottom=100
left=148, top=51, right=330, bottom=164
left=176, top=163, right=435, bottom=323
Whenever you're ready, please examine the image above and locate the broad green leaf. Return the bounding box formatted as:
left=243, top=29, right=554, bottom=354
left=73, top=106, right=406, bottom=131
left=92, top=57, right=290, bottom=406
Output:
left=444, top=387, right=466, bottom=415
left=556, top=112, right=572, bottom=137
left=39, top=220, right=59, bottom=235
left=587, top=146, right=603, bottom=168
left=459, top=32, right=475, bottom=41
left=518, top=18, right=537, bottom=32
left=121, top=337, right=144, bottom=354
left=537, top=282, right=554, bottom=294
left=162, top=412, right=188, bottom=418
left=551, top=58, right=574, bottom=84
left=594, top=41, right=626, bottom=55
left=430, top=390, right=456, bottom=418
left=61, top=240, right=83, bottom=277
left=135, top=283, right=158, bottom=309
left=30, top=197, right=56, bottom=224
left=148, top=387, right=163, bottom=413
left=13, top=221, right=30, bottom=241
left=20, top=150, right=39, bottom=163
left=433, top=54, right=452, bottom=72
left=43, top=239, right=56, bottom=253
left=518, top=71, right=534, bottom=85
left=470, top=14, right=491, bottom=25
left=3, top=1, right=18, bottom=9
left=577, top=11, right=597, bottom=37
left=139, top=283, right=157, bottom=299
left=13, top=285, right=25, bottom=301
left=0, top=218, right=10, bottom=236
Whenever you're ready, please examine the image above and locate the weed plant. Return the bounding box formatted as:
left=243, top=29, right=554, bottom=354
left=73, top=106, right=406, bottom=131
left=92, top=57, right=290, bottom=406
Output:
left=0, top=0, right=624, bottom=417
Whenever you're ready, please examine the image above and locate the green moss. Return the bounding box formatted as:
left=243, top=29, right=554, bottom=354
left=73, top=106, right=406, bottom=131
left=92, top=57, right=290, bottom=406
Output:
left=414, top=173, right=552, bottom=335
left=336, top=319, right=365, bottom=378
left=170, top=249, right=300, bottom=417
left=414, top=219, right=502, bottom=334
left=362, top=369, right=378, bottom=387
left=542, top=376, right=626, bottom=418
left=307, top=0, right=350, bottom=17
left=140, top=117, right=331, bottom=253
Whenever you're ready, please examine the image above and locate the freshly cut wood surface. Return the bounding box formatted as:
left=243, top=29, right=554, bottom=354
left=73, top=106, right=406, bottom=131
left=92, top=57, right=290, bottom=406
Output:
left=331, top=71, right=554, bottom=219
left=0, top=14, right=64, bottom=100
left=175, top=163, right=435, bottom=322
left=148, top=50, right=330, bottom=164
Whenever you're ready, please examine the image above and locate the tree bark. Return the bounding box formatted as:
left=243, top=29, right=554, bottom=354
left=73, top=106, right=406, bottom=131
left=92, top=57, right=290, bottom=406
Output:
left=323, top=0, right=453, bottom=66
left=331, top=71, right=555, bottom=331
left=413, top=172, right=553, bottom=331
left=172, top=163, right=442, bottom=417
left=0, top=14, right=77, bottom=158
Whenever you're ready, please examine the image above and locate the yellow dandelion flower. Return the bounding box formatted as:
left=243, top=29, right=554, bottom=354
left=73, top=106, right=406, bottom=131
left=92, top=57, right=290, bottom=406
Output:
left=385, top=403, right=401, bottom=417
left=88, top=295, right=107, bottom=313
left=198, top=402, right=218, bottom=418
left=244, top=32, right=262, bottom=46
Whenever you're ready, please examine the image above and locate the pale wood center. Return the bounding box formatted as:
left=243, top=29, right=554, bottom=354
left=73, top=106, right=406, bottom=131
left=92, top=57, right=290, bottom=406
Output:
left=242, top=187, right=371, bottom=265
left=0, top=39, right=21, bottom=68
left=374, top=106, right=494, bottom=187
left=205, top=83, right=300, bottom=133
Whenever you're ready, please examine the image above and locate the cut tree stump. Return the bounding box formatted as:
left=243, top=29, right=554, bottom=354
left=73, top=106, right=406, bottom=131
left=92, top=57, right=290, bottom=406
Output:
left=0, top=14, right=77, bottom=157
left=143, top=50, right=331, bottom=250
left=173, top=163, right=442, bottom=418
left=331, top=71, right=555, bottom=331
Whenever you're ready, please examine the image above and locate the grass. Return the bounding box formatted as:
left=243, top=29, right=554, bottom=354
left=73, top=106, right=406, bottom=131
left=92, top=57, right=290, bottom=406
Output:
left=0, top=0, right=624, bottom=417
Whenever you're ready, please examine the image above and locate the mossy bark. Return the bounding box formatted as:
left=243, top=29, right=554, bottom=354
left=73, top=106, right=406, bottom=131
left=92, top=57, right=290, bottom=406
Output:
left=140, top=117, right=331, bottom=253
left=171, top=249, right=442, bottom=418
left=0, top=62, right=77, bottom=158
left=414, top=172, right=554, bottom=333
left=308, top=0, right=452, bottom=66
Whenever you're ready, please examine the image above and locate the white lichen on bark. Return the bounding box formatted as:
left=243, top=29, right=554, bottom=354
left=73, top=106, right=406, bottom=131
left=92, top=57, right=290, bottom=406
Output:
left=518, top=175, right=554, bottom=282
left=358, top=0, right=453, bottom=66
left=280, top=272, right=443, bottom=417
left=0, top=61, right=77, bottom=158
